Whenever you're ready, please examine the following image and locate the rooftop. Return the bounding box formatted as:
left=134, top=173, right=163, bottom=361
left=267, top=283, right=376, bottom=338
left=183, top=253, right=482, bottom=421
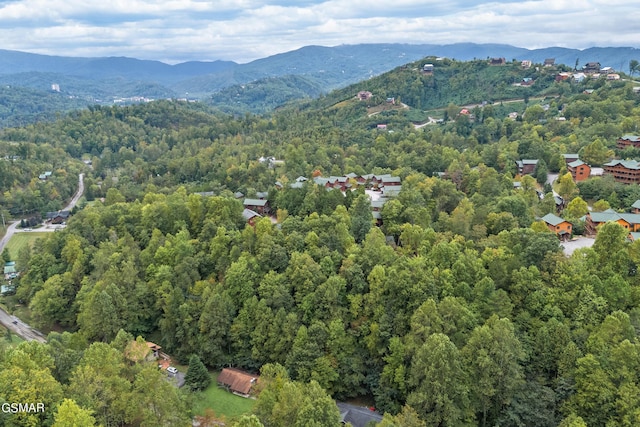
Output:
left=542, top=213, right=568, bottom=226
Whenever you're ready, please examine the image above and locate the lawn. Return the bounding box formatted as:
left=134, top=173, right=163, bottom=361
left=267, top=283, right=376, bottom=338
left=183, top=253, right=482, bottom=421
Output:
left=191, top=372, right=256, bottom=421
left=5, top=232, right=49, bottom=259
left=0, top=324, right=25, bottom=348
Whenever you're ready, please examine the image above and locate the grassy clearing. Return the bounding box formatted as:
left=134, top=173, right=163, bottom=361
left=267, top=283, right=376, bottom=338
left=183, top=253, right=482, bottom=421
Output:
left=5, top=232, right=49, bottom=259
left=0, top=325, right=25, bottom=348
left=191, top=371, right=255, bottom=421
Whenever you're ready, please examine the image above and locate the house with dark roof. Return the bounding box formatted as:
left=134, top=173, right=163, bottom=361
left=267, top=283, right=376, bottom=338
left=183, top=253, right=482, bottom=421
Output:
left=583, top=62, right=601, bottom=74
left=336, top=402, right=383, bottom=427
left=541, top=213, right=572, bottom=240
left=515, top=159, right=538, bottom=175
left=544, top=58, right=555, bottom=67
left=217, top=368, right=259, bottom=398
left=46, top=210, right=70, bottom=224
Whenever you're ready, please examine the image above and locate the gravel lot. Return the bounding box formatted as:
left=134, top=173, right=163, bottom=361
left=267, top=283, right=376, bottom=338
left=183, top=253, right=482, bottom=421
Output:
left=561, top=236, right=595, bottom=255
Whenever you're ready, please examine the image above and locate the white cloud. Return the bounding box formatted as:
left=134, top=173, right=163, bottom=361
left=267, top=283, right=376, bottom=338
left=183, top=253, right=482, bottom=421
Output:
left=0, top=0, right=638, bottom=63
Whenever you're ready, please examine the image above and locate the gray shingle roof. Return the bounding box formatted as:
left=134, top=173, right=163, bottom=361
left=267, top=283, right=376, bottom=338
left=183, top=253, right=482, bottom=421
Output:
left=243, top=198, right=268, bottom=207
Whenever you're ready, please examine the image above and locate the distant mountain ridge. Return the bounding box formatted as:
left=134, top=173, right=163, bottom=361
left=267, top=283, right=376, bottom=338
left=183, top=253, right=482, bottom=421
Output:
left=1, top=43, right=639, bottom=121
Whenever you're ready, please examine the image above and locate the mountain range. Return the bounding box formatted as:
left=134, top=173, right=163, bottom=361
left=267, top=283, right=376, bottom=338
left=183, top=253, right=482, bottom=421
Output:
left=1, top=43, right=640, bottom=122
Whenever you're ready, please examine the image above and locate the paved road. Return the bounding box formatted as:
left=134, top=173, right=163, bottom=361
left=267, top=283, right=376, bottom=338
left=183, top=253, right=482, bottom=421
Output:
left=0, top=173, right=83, bottom=343
left=0, top=220, right=19, bottom=255
left=63, top=173, right=84, bottom=212
left=0, top=309, right=46, bottom=343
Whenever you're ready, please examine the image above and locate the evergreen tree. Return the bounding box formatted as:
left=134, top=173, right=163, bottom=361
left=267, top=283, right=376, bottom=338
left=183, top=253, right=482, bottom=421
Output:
left=1, top=248, right=10, bottom=263
left=349, top=194, right=373, bottom=243
left=184, top=354, right=211, bottom=391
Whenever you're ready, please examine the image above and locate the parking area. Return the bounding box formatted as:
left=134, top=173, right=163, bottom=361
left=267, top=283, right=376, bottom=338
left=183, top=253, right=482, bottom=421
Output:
left=561, top=236, right=595, bottom=255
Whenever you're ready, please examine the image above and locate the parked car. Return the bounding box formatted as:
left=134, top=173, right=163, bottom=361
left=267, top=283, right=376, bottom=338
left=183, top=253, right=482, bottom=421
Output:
left=167, top=366, right=178, bottom=374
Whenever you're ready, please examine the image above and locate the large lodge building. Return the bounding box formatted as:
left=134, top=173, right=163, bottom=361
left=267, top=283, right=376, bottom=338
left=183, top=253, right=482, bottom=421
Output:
left=603, top=159, right=640, bottom=184
left=616, top=135, right=640, bottom=149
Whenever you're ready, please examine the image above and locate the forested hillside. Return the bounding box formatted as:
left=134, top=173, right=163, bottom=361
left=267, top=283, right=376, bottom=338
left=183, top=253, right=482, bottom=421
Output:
left=2, top=59, right=640, bottom=426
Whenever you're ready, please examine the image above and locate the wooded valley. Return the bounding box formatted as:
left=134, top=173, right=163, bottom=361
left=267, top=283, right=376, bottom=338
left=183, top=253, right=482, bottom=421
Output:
left=1, top=57, right=640, bottom=426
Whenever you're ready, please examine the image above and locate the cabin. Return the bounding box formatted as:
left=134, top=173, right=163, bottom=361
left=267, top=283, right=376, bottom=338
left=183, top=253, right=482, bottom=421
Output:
left=515, top=159, right=538, bottom=175
left=4, top=261, right=17, bottom=280
left=541, top=213, right=572, bottom=240
left=583, top=62, right=601, bottom=74
left=422, top=63, right=434, bottom=74
left=616, top=135, right=640, bottom=149
left=217, top=368, right=259, bottom=398
left=46, top=210, right=70, bottom=224
left=585, top=209, right=640, bottom=235
left=243, top=198, right=270, bottom=215
left=242, top=208, right=262, bottom=227
left=567, top=160, right=591, bottom=182
left=603, top=159, right=640, bottom=184
left=562, top=154, right=580, bottom=164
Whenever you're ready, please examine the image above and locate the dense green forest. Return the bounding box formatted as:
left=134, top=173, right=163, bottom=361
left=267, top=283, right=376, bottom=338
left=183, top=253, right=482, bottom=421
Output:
left=2, top=58, right=640, bottom=426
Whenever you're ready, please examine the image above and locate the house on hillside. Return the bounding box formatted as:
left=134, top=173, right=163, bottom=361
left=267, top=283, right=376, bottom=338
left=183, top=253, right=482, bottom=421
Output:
left=243, top=198, right=270, bottom=215
left=521, top=60, right=532, bottom=69
left=4, top=262, right=17, bottom=280
left=603, top=159, right=640, bottom=184
left=422, top=63, right=434, bottom=74
left=217, top=368, right=259, bottom=398
left=38, top=171, right=53, bottom=181
left=583, top=62, right=601, bottom=74
left=562, top=154, right=580, bottom=164
left=46, top=210, right=70, bottom=224
left=489, top=57, right=506, bottom=66
left=567, top=160, right=591, bottom=182
left=515, top=159, right=538, bottom=175
left=616, top=135, right=640, bottom=149
left=544, top=58, right=556, bottom=67
left=541, top=213, right=572, bottom=240
left=124, top=340, right=162, bottom=363
left=585, top=209, right=640, bottom=235
left=242, top=208, right=262, bottom=227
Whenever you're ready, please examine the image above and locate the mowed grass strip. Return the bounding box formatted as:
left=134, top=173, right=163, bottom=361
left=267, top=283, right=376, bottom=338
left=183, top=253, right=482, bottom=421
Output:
left=5, top=232, right=49, bottom=259
left=191, top=372, right=255, bottom=421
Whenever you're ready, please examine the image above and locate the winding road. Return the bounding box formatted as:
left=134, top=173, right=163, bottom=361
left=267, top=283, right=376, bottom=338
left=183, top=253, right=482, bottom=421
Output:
left=0, top=173, right=84, bottom=343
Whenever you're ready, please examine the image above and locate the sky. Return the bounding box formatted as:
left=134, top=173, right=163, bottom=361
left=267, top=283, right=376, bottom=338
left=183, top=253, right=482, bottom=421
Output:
left=0, top=0, right=639, bottom=64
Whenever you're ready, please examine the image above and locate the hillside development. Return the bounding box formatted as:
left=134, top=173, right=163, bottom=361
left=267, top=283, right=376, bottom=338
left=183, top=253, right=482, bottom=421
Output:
left=1, top=56, right=640, bottom=426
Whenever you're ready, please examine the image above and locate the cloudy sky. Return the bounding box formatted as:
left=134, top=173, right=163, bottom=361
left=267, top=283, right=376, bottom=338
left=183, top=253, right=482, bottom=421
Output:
left=0, top=0, right=638, bottom=64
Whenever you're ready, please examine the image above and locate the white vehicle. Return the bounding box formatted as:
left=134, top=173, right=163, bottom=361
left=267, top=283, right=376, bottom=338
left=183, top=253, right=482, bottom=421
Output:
left=167, top=366, right=178, bottom=374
